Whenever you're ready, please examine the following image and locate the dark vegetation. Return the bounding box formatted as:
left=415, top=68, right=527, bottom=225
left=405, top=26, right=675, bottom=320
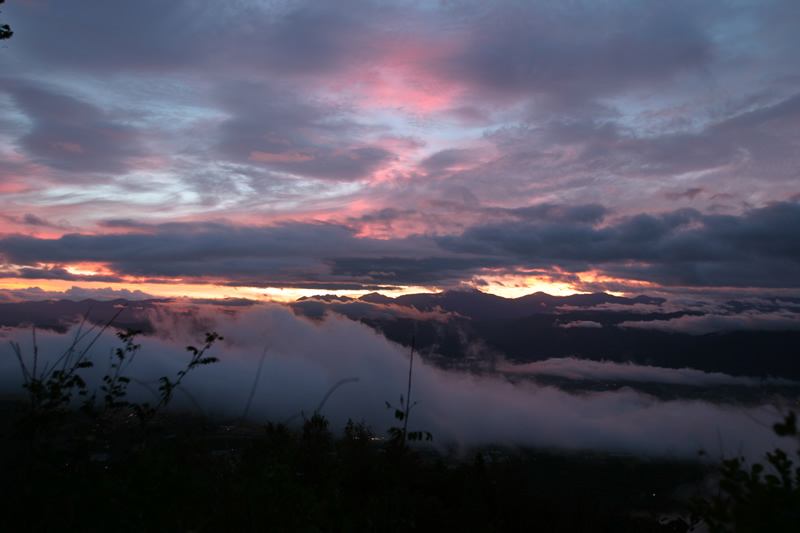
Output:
left=0, top=404, right=710, bottom=532
left=688, top=412, right=800, bottom=532
left=0, top=0, right=11, bottom=42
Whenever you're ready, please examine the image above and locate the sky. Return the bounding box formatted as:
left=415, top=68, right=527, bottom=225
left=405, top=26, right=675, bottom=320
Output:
left=1, top=0, right=799, bottom=302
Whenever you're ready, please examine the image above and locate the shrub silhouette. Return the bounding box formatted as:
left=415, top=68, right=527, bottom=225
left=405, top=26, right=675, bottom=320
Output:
left=0, top=0, right=12, bottom=41
left=298, top=412, right=333, bottom=480
left=8, top=315, right=222, bottom=467
left=689, top=410, right=800, bottom=532
left=338, top=418, right=376, bottom=491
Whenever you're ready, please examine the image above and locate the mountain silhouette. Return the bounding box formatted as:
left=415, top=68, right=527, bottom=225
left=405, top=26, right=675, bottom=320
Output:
left=359, top=289, right=664, bottom=321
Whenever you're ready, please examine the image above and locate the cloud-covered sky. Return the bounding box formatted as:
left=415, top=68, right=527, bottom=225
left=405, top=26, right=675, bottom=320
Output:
left=1, top=1, right=799, bottom=300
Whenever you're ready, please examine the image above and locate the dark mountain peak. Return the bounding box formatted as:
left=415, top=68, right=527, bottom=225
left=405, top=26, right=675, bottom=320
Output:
left=296, top=294, right=354, bottom=303
left=359, top=292, right=394, bottom=304
left=517, top=292, right=561, bottom=305
left=440, top=288, right=505, bottom=301
left=632, top=295, right=666, bottom=305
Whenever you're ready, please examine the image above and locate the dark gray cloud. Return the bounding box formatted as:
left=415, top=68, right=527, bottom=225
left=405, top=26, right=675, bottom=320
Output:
left=0, top=285, right=157, bottom=303
left=210, top=82, right=396, bottom=181
left=348, top=208, right=418, bottom=224
left=0, top=266, right=123, bottom=283
left=506, top=203, right=609, bottom=224
left=457, top=87, right=800, bottom=212
left=346, top=202, right=609, bottom=241
left=623, top=92, right=800, bottom=178
left=437, top=1, right=713, bottom=106
left=0, top=222, right=359, bottom=265
left=327, top=256, right=505, bottom=286
left=10, top=1, right=215, bottom=73
left=1, top=81, right=147, bottom=174
left=262, top=146, right=393, bottom=182
left=436, top=202, right=800, bottom=287
left=0, top=213, right=77, bottom=231
left=663, top=188, right=704, bottom=201
left=225, top=1, right=381, bottom=78
left=1, top=202, right=798, bottom=289
left=0, top=220, right=429, bottom=288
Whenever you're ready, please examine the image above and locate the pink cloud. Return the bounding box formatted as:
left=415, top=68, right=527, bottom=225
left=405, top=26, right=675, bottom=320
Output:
left=326, top=33, right=467, bottom=115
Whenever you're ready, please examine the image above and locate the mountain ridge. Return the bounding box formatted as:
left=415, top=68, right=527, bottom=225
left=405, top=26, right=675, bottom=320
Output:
left=356, top=289, right=665, bottom=321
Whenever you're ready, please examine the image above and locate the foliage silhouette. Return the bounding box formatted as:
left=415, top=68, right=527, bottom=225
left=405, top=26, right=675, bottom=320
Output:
left=8, top=314, right=222, bottom=463
left=689, top=410, right=800, bottom=532
left=10, top=308, right=126, bottom=449
left=128, top=331, right=222, bottom=429
left=0, top=0, right=12, bottom=41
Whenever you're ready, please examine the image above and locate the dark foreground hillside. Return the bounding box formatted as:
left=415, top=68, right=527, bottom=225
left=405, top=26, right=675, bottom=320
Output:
left=0, top=407, right=707, bottom=532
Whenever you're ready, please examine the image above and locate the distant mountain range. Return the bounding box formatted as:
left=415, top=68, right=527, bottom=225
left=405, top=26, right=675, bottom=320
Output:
left=299, top=290, right=800, bottom=381
left=361, top=289, right=664, bottom=320
left=0, top=298, right=162, bottom=333
left=297, top=289, right=665, bottom=321
left=3, top=291, right=798, bottom=381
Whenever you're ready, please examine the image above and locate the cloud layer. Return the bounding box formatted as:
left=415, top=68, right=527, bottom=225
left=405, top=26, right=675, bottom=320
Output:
left=497, top=357, right=797, bottom=387
left=1, top=202, right=798, bottom=290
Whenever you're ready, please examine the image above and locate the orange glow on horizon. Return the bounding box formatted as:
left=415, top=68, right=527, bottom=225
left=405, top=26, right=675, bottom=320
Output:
left=0, top=270, right=644, bottom=303
left=468, top=274, right=585, bottom=298
left=61, top=263, right=111, bottom=277
left=0, top=277, right=440, bottom=303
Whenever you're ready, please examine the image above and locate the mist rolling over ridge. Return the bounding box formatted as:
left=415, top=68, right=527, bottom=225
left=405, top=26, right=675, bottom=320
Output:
left=2, top=290, right=798, bottom=462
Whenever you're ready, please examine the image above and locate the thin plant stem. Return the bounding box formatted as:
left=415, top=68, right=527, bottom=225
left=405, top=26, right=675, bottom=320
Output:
left=241, top=347, right=268, bottom=423
left=402, top=336, right=415, bottom=446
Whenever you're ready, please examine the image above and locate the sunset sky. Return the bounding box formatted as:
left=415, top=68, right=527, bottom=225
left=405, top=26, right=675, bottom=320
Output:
left=1, top=0, right=799, bottom=302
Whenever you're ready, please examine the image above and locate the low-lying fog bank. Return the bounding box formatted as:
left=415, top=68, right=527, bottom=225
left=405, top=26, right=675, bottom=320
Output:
left=2, top=302, right=795, bottom=461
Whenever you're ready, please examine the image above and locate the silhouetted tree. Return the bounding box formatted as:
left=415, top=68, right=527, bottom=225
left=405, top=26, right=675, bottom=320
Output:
left=0, top=1, right=12, bottom=41
left=298, top=413, right=333, bottom=480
